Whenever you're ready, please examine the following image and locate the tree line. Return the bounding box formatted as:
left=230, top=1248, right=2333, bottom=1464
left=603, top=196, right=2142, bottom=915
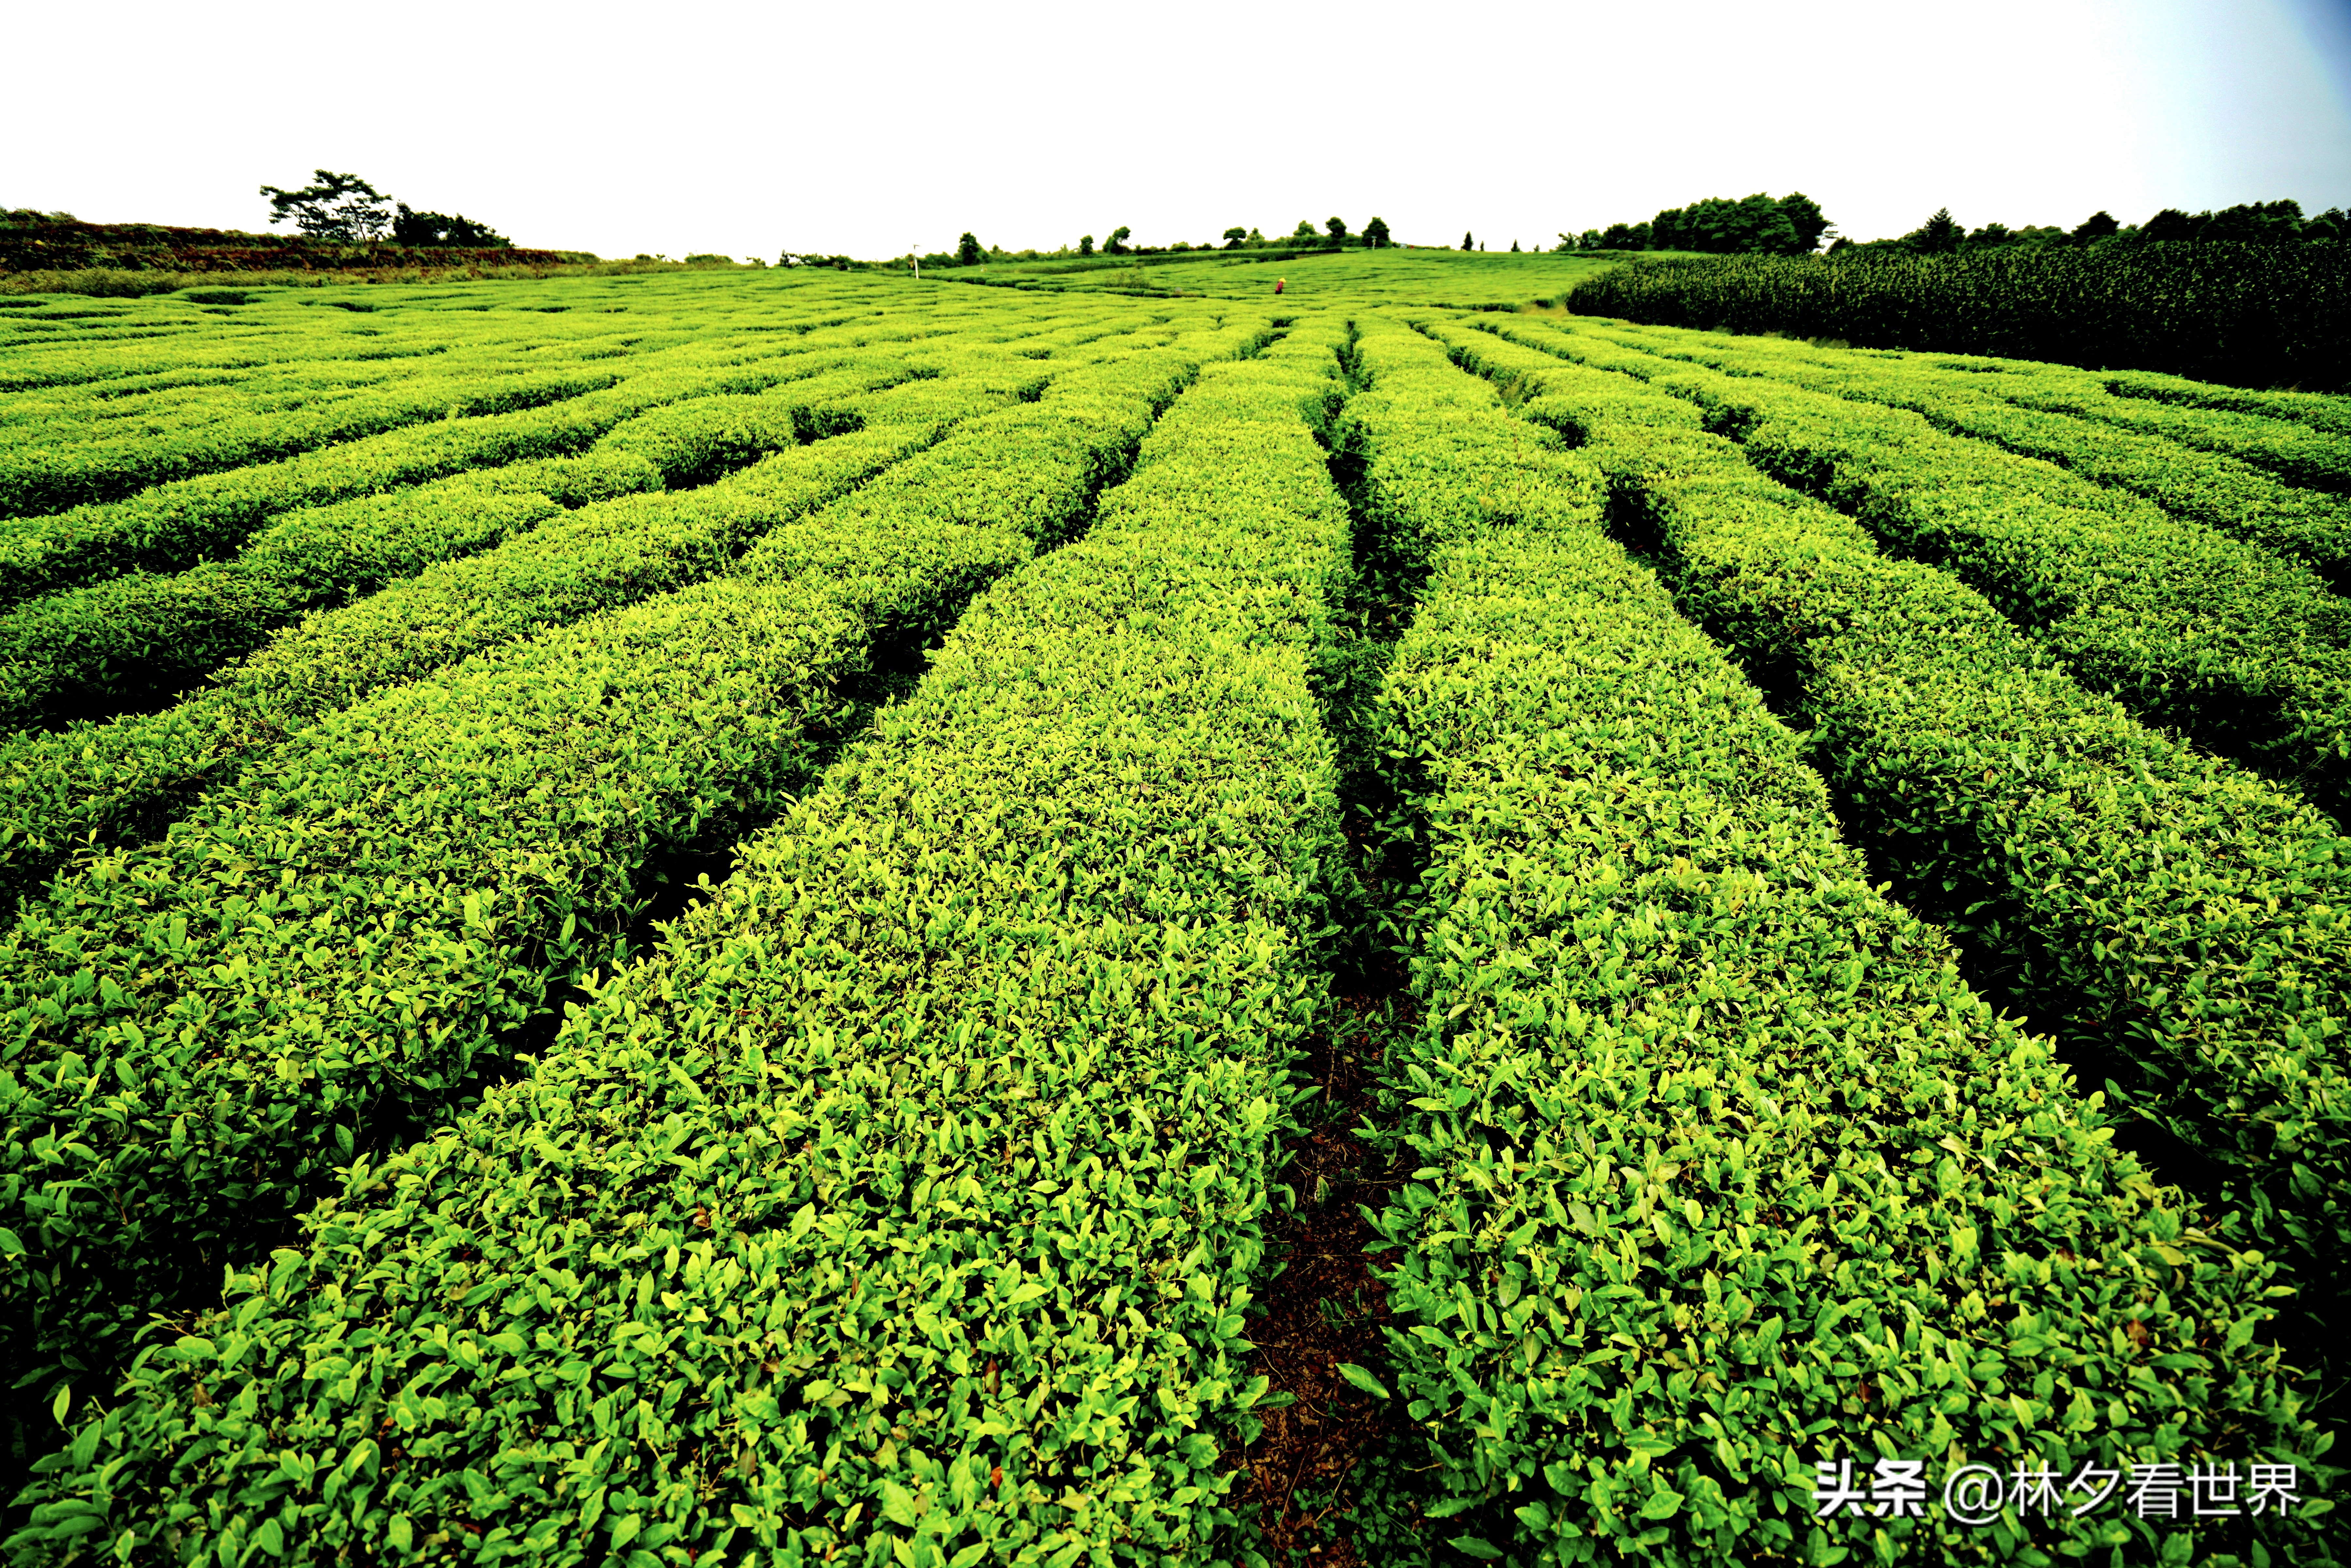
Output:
left=1552, top=192, right=2350, bottom=259
left=1557, top=193, right=1833, bottom=255
left=909, top=216, right=1394, bottom=271
left=1845, top=198, right=2349, bottom=257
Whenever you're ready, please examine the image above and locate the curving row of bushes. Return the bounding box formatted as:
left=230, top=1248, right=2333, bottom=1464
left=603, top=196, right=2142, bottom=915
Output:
left=1517, top=317, right=2351, bottom=821
left=0, top=335, right=905, bottom=611
left=0, top=348, right=640, bottom=520
left=1341, top=314, right=2324, bottom=1564
left=0, top=320, right=1256, bottom=1460
left=0, top=320, right=1171, bottom=915
left=0, top=360, right=917, bottom=731
left=1449, top=312, right=2351, bottom=1371
left=1591, top=329, right=2351, bottom=589
left=0, top=316, right=1356, bottom=1566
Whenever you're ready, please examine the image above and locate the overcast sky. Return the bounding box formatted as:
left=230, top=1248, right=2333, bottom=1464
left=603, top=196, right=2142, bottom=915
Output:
left=6, top=0, right=2348, bottom=261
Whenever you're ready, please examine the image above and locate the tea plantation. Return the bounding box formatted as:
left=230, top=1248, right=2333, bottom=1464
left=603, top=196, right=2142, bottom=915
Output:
left=0, top=261, right=2342, bottom=1565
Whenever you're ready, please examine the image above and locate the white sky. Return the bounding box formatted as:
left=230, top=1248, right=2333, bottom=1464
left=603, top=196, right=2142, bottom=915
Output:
left=5, top=0, right=2347, bottom=261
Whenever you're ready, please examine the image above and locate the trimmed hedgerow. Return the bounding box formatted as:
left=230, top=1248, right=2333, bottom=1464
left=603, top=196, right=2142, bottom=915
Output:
left=1510, top=317, right=2351, bottom=820
left=3, top=319, right=1356, bottom=1566
left=1580, top=329, right=2351, bottom=589
left=0, top=326, right=1253, bottom=1435
left=0, top=324, right=1180, bottom=916
left=0, top=356, right=623, bottom=521
left=0, top=361, right=914, bottom=730
left=1341, top=315, right=2323, bottom=1565
left=0, top=334, right=913, bottom=609
left=1436, top=314, right=2351, bottom=1381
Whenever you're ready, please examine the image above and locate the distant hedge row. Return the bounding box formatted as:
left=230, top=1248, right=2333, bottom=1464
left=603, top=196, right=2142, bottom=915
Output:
left=0, top=214, right=565, bottom=273
left=1566, top=242, right=2351, bottom=392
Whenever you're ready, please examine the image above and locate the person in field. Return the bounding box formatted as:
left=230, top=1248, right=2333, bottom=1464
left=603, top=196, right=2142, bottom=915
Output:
left=1274, top=278, right=1285, bottom=294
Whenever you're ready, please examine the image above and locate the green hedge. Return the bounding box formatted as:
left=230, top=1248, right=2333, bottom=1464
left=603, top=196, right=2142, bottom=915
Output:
left=0, top=328, right=1244, bottom=1430
left=3, top=318, right=1353, bottom=1566
left=0, top=327, right=1165, bottom=915
left=2094, top=369, right=2351, bottom=440
left=1343, top=315, right=2323, bottom=1564
left=1513, top=318, right=2351, bottom=820
left=1586, top=328, right=2351, bottom=589
left=0, top=355, right=630, bottom=520
left=1441, top=315, right=2351, bottom=1363
left=0, top=321, right=454, bottom=393
left=0, top=362, right=914, bottom=730
left=0, top=332, right=914, bottom=609
left=1983, top=367, right=2351, bottom=494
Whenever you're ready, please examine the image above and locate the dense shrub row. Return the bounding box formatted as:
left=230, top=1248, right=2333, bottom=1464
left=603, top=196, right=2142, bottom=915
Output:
left=1593, top=330, right=2351, bottom=588
left=1448, top=314, right=2351, bottom=1367
left=1344, top=315, right=2324, bottom=1563
left=0, top=338, right=895, bottom=610
left=1566, top=242, right=2351, bottom=391
left=2096, top=367, right=2351, bottom=438
left=0, top=320, right=1247, bottom=1454
left=0, top=323, right=1165, bottom=913
left=1512, top=318, right=2351, bottom=820
left=0, top=361, right=911, bottom=730
left=1975, top=367, right=2351, bottom=493
left=3, top=318, right=1357, bottom=1566
left=0, top=357, right=630, bottom=520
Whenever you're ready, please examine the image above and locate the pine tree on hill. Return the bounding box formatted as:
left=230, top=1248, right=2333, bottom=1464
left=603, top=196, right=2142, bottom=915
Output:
left=1913, top=207, right=1964, bottom=254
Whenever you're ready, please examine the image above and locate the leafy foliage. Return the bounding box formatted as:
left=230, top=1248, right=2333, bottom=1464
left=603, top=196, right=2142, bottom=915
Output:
left=5, top=316, right=1361, bottom=1567
left=257, top=171, right=393, bottom=244
left=1546, top=318, right=2351, bottom=821
left=1567, top=241, right=2351, bottom=391
left=390, top=206, right=510, bottom=248
left=0, top=265, right=2344, bottom=1566
left=1458, top=314, right=2351, bottom=1392
left=1343, top=313, right=2326, bottom=1565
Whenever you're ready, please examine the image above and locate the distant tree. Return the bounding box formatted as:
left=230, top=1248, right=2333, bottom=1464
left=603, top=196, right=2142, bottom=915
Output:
left=1363, top=215, right=1391, bottom=248
left=392, top=204, right=510, bottom=247
left=957, top=231, right=983, bottom=265
left=1105, top=225, right=1132, bottom=255
left=1966, top=221, right=2016, bottom=248
left=1635, top=196, right=1817, bottom=255
left=1223, top=226, right=1249, bottom=249
left=1687, top=195, right=1802, bottom=254
left=1078, top=234, right=1095, bottom=256
left=1325, top=216, right=1349, bottom=245
left=2072, top=209, right=2121, bottom=242
left=1911, top=207, right=1964, bottom=254
left=1776, top=192, right=1831, bottom=253
left=259, top=169, right=393, bottom=242
left=1509, top=238, right=1521, bottom=252
left=1246, top=226, right=1265, bottom=244
left=2308, top=207, right=2349, bottom=241
left=1292, top=219, right=1319, bottom=240
left=2138, top=208, right=2197, bottom=242
left=1462, top=231, right=1474, bottom=250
